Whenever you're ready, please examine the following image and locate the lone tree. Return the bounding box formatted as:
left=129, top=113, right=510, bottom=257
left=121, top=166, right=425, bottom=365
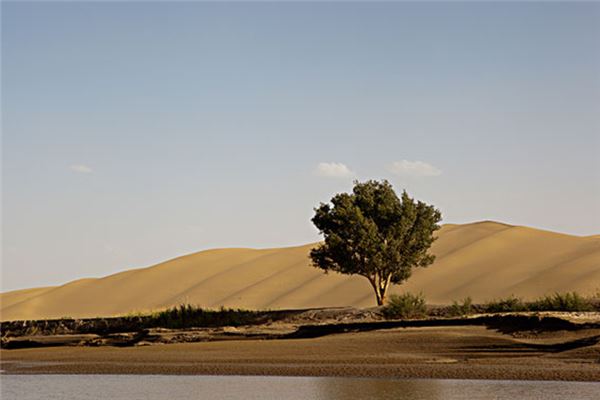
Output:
left=310, top=180, right=442, bottom=306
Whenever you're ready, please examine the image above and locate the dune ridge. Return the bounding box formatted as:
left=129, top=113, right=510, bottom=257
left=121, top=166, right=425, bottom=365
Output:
left=2, top=221, right=599, bottom=321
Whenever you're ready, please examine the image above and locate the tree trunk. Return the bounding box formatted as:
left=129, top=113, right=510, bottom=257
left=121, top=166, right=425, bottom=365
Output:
left=369, top=274, right=391, bottom=306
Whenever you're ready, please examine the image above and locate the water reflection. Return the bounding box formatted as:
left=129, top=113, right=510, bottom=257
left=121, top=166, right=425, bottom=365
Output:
left=1, top=375, right=599, bottom=400
left=316, top=376, right=442, bottom=400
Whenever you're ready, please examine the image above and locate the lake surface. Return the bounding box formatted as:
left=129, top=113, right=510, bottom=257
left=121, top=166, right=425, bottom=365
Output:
left=2, top=375, right=599, bottom=400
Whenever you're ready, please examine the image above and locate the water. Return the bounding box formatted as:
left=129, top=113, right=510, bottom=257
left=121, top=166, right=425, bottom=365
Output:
left=1, top=375, right=599, bottom=400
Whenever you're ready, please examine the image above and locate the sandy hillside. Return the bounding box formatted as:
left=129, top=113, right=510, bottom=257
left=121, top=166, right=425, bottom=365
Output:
left=1, top=221, right=599, bottom=321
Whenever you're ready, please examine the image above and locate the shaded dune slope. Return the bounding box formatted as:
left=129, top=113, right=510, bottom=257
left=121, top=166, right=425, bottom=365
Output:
left=2, top=221, right=599, bottom=320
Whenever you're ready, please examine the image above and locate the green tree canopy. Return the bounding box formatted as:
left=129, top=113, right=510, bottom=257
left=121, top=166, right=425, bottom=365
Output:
left=310, top=180, right=442, bottom=306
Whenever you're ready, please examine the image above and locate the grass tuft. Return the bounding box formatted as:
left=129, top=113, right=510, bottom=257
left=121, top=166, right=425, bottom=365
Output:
left=147, top=304, right=262, bottom=329
left=483, top=296, right=528, bottom=313
left=529, top=292, right=594, bottom=312
left=449, top=297, right=473, bottom=317
left=382, top=293, right=427, bottom=319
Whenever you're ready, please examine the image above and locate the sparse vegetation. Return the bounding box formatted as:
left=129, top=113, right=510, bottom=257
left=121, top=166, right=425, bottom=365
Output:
left=148, top=304, right=265, bottom=329
left=382, top=293, right=427, bottom=319
left=125, top=291, right=600, bottom=327
left=483, top=296, right=528, bottom=313
left=529, top=292, right=594, bottom=312
left=4, top=292, right=599, bottom=340
left=449, top=297, right=473, bottom=317
left=482, top=292, right=597, bottom=313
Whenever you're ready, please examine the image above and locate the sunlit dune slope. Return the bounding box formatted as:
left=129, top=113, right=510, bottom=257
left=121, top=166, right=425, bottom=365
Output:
left=2, top=221, right=599, bottom=321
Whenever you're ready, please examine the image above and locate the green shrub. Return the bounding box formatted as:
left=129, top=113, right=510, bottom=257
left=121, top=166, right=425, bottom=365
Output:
left=530, top=292, right=593, bottom=312
left=484, top=296, right=527, bottom=313
left=480, top=292, right=596, bottom=314
left=149, top=304, right=260, bottom=329
left=382, top=293, right=427, bottom=319
left=449, top=297, right=473, bottom=317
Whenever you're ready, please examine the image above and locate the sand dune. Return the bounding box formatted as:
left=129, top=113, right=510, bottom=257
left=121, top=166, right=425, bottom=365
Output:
left=1, top=221, right=599, bottom=321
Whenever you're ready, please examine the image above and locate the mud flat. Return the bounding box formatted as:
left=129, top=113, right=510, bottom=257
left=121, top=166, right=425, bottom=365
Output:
left=2, top=312, right=600, bottom=381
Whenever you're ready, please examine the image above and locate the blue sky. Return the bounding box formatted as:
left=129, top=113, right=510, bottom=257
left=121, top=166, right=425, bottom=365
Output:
left=2, top=2, right=599, bottom=291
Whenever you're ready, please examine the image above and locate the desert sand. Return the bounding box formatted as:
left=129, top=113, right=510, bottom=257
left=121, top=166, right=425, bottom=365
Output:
left=2, top=221, right=599, bottom=321
left=2, top=325, right=600, bottom=381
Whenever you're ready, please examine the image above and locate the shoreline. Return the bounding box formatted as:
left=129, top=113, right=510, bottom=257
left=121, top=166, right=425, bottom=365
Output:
left=3, top=325, right=600, bottom=381
left=2, top=363, right=599, bottom=382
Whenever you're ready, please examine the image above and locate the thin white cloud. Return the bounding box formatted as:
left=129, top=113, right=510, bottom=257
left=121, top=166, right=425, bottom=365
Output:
left=388, top=160, right=441, bottom=177
left=315, top=162, right=354, bottom=178
left=70, top=164, right=93, bottom=174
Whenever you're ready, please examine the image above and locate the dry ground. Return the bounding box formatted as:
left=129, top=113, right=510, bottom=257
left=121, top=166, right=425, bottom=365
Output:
left=3, top=325, right=600, bottom=381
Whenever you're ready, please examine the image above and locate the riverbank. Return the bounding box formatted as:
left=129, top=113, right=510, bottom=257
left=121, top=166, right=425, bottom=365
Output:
left=3, top=323, right=600, bottom=380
